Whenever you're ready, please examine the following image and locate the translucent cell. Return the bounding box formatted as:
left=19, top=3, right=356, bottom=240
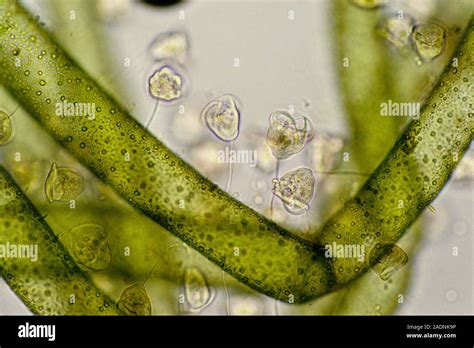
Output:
left=201, top=94, right=241, bottom=142
left=0, top=110, right=13, bottom=145
left=9, top=160, right=43, bottom=191
left=378, top=15, right=414, bottom=49
left=350, top=0, right=386, bottom=9
left=148, top=63, right=187, bottom=102
left=411, top=23, right=446, bottom=61
left=231, top=296, right=262, bottom=315
left=309, top=133, right=344, bottom=173
left=183, top=266, right=212, bottom=312
left=370, top=244, right=408, bottom=281
left=272, top=167, right=316, bottom=215
left=64, top=223, right=111, bottom=271
left=44, top=162, right=84, bottom=203
left=117, top=283, right=152, bottom=316
left=266, top=110, right=314, bottom=160
left=149, top=31, right=190, bottom=65
left=97, top=0, right=130, bottom=22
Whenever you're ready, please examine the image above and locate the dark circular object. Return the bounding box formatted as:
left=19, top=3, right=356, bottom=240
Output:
left=140, top=0, right=184, bottom=7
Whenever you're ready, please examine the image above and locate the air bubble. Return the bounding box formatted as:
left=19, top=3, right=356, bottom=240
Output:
left=117, top=283, right=152, bottom=315
left=266, top=110, right=314, bottom=159
left=63, top=223, right=111, bottom=271
left=445, top=289, right=457, bottom=302
left=0, top=109, right=13, bottom=145
left=44, top=162, right=84, bottom=203
left=149, top=31, right=190, bottom=65
left=272, top=167, right=316, bottom=215
left=183, top=266, right=213, bottom=312
left=412, top=23, right=446, bottom=61
left=201, top=94, right=241, bottom=142
left=370, top=244, right=408, bottom=281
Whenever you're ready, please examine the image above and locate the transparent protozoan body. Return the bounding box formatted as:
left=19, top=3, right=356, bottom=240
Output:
left=0, top=109, right=13, bottom=145
left=272, top=167, right=316, bottom=215
left=44, top=162, right=84, bottom=203
left=411, top=23, right=446, bottom=62
left=350, top=0, right=386, bottom=9
left=309, top=133, right=344, bottom=173
left=149, top=31, right=190, bottom=65
left=148, top=62, right=189, bottom=103
left=183, top=266, right=213, bottom=313
left=370, top=244, right=408, bottom=281
left=64, top=223, right=111, bottom=271
left=201, top=94, right=241, bottom=142
left=96, top=0, right=130, bottom=22
left=378, top=15, right=414, bottom=49
left=266, top=110, right=315, bottom=160
left=117, top=283, right=152, bottom=316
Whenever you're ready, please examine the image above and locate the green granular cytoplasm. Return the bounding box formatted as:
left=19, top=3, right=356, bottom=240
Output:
left=0, top=166, right=121, bottom=315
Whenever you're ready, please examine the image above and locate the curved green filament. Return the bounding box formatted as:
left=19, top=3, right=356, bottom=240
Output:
left=0, top=167, right=121, bottom=315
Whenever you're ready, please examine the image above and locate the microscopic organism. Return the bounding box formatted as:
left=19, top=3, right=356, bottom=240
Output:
left=44, top=162, right=84, bottom=203
left=266, top=110, right=314, bottom=160
left=183, top=266, right=213, bottom=313
left=0, top=109, right=13, bottom=145
left=266, top=109, right=314, bottom=218
left=370, top=244, right=408, bottom=281
left=64, top=223, right=111, bottom=271
left=201, top=94, right=241, bottom=192
left=412, top=23, right=446, bottom=61
left=145, top=62, right=189, bottom=129
left=117, top=283, right=152, bottom=316
left=309, top=133, right=344, bottom=174
left=149, top=31, right=190, bottom=65
left=202, top=94, right=241, bottom=142
left=378, top=14, right=414, bottom=49
left=272, top=167, right=316, bottom=215
left=148, top=64, right=184, bottom=102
